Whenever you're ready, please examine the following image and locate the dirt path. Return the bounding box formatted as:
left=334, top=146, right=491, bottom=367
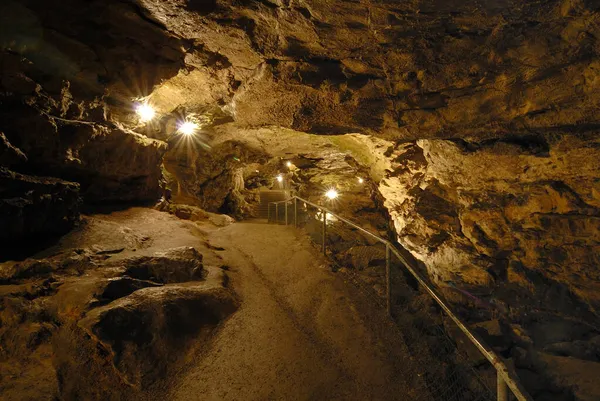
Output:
left=168, top=221, right=420, bottom=401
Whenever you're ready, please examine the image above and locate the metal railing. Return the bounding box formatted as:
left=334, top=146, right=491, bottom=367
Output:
left=267, top=195, right=532, bottom=401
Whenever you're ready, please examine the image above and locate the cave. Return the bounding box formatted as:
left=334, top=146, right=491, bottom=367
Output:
left=1, top=1, right=600, bottom=400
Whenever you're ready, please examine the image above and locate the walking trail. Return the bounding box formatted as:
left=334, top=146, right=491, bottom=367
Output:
left=168, top=221, right=420, bottom=401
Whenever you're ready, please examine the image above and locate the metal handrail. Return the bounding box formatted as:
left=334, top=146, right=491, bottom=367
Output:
left=267, top=195, right=532, bottom=401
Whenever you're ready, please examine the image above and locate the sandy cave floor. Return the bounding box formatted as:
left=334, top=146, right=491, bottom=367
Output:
left=165, top=221, right=417, bottom=401
left=36, top=208, right=420, bottom=400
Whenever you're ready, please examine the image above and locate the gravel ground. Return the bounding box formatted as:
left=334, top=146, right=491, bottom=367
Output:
left=168, top=221, right=422, bottom=401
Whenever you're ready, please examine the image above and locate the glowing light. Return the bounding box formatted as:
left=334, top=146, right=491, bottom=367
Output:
left=325, top=189, right=339, bottom=200
left=178, top=121, right=199, bottom=136
left=276, top=175, right=283, bottom=183
left=315, top=211, right=337, bottom=224
left=136, top=103, right=155, bottom=122
left=358, top=177, right=364, bottom=184
left=286, top=161, right=293, bottom=168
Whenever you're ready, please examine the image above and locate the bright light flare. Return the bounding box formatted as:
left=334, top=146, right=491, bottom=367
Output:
left=136, top=103, right=155, bottom=122
left=178, top=121, right=199, bottom=136
left=315, top=211, right=337, bottom=225
left=286, top=161, right=293, bottom=168
left=325, top=189, right=339, bottom=200
left=358, top=177, right=364, bottom=184
left=276, top=175, right=283, bottom=183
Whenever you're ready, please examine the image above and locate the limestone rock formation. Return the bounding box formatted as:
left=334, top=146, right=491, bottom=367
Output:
left=378, top=135, right=600, bottom=315
left=115, top=0, right=600, bottom=141
left=1, top=0, right=600, bottom=399
left=0, top=0, right=177, bottom=205
left=0, top=168, right=80, bottom=250
left=78, top=282, right=237, bottom=389
left=0, top=210, right=237, bottom=401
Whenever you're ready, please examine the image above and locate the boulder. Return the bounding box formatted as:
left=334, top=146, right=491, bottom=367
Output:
left=77, top=284, right=238, bottom=387
left=472, top=319, right=512, bottom=352
left=538, top=353, right=600, bottom=401
left=120, top=247, right=204, bottom=284
left=340, top=245, right=386, bottom=271
left=544, top=338, right=600, bottom=362
left=160, top=203, right=235, bottom=227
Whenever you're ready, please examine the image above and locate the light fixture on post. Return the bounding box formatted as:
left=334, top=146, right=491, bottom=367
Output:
left=135, top=103, right=155, bottom=123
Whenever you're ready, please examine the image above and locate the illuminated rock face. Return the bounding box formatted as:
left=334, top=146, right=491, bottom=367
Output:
left=379, top=136, right=600, bottom=316
left=0, top=0, right=177, bottom=240
left=0, top=1, right=599, bottom=399
left=1, top=0, right=599, bottom=311
left=127, top=0, right=600, bottom=141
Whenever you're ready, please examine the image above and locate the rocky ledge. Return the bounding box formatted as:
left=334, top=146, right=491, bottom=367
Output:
left=0, top=209, right=238, bottom=401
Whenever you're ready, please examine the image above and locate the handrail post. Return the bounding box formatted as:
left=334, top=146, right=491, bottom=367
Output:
left=322, top=209, right=326, bottom=255
left=275, top=203, right=279, bottom=224
left=294, top=198, right=297, bottom=227
left=498, top=372, right=509, bottom=401
left=280, top=195, right=531, bottom=401
left=285, top=201, right=288, bottom=225
left=386, top=244, right=391, bottom=316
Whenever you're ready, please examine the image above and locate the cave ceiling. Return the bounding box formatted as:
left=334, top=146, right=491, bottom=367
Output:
left=135, top=0, right=600, bottom=140
left=5, top=0, right=600, bottom=141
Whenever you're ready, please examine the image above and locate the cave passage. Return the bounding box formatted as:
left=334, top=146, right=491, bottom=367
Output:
left=167, top=220, right=415, bottom=400
left=2, top=0, right=600, bottom=400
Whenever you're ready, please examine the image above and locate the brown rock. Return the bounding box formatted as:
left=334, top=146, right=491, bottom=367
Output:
left=0, top=132, right=27, bottom=166
left=0, top=168, right=80, bottom=248
left=77, top=284, right=238, bottom=388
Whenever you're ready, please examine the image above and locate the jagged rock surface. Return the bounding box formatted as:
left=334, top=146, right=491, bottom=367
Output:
left=0, top=210, right=237, bottom=401
left=0, top=168, right=80, bottom=247
left=379, top=136, right=600, bottom=315
left=124, top=0, right=600, bottom=141
left=1, top=1, right=600, bottom=399
left=0, top=0, right=176, bottom=204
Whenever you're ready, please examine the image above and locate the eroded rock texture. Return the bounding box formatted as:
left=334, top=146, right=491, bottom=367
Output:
left=0, top=0, right=177, bottom=206
left=1, top=0, right=600, bottom=398
left=0, top=210, right=237, bottom=401
left=115, top=0, right=600, bottom=140
left=0, top=168, right=80, bottom=250
left=379, top=135, right=600, bottom=315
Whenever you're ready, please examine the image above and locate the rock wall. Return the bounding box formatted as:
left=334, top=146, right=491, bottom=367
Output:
left=0, top=168, right=80, bottom=252
left=379, top=134, right=600, bottom=319
left=0, top=209, right=238, bottom=400
left=0, top=0, right=598, bottom=313
left=0, top=0, right=184, bottom=242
